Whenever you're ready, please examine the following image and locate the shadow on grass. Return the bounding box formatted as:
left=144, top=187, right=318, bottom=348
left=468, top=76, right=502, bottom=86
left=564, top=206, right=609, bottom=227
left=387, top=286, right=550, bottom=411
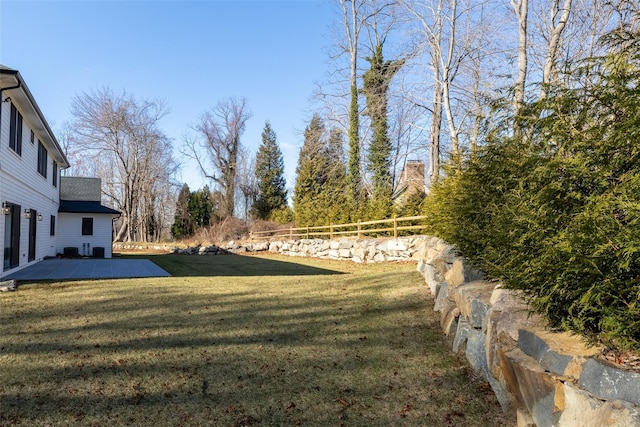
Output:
left=0, top=270, right=508, bottom=426
left=133, top=253, right=345, bottom=277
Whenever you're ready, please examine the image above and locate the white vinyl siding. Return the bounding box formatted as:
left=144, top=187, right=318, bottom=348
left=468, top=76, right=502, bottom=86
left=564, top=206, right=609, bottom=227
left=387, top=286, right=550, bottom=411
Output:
left=0, top=98, right=62, bottom=278
left=56, top=213, right=114, bottom=258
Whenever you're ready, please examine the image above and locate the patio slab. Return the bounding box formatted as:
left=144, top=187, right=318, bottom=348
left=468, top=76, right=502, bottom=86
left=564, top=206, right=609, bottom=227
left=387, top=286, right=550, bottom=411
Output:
left=2, top=258, right=171, bottom=281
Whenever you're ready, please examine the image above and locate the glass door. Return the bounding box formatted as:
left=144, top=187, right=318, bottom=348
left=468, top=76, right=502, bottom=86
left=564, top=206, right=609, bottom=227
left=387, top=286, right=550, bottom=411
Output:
left=3, top=203, right=20, bottom=270
left=28, top=209, right=36, bottom=262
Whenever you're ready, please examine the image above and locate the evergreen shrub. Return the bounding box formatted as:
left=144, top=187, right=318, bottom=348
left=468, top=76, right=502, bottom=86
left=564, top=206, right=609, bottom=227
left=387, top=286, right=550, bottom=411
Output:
left=424, top=27, right=640, bottom=351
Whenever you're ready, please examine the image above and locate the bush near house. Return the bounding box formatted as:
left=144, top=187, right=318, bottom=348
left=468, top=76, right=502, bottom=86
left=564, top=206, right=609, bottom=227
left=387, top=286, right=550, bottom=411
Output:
left=424, top=28, right=640, bottom=351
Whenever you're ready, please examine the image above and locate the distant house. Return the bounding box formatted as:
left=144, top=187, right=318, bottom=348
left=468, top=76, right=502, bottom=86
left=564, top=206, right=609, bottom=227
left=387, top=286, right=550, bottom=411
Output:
left=395, top=160, right=427, bottom=206
left=1, top=65, right=119, bottom=280
left=57, top=177, right=120, bottom=259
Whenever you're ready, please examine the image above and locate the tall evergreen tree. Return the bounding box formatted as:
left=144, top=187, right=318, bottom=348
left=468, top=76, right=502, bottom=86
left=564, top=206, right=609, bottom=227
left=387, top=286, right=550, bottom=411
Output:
left=362, top=43, right=403, bottom=219
left=294, top=115, right=349, bottom=226
left=251, top=121, right=287, bottom=220
left=188, top=186, right=214, bottom=229
left=325, top=127, right=350, bottom=223
left=294, top=114, right=326, bottom=226
left=347, top=83, right=361, bottom=211
left=171, top=184, right=192, bottom=239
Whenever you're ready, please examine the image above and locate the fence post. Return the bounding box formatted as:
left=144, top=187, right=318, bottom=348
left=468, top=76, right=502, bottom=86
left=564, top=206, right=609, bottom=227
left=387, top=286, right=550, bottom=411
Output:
left=357, top=220, right=361, bottom=239
left=290, top=227, right=293, bottom=240
left=330, top=224, right=334, bottom=240
left=306, top=225, right=310, bottom=239
left=249, top=231, right=253, bottom=241
left=393, top=215, right=398, bottom=238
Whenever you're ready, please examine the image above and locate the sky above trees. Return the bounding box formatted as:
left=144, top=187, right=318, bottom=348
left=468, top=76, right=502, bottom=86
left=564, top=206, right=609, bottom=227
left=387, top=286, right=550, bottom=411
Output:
left=0, top=0, right=334, bottom=191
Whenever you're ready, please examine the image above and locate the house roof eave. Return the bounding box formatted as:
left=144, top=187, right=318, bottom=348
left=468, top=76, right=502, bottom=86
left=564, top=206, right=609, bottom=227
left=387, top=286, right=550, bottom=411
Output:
left=58, top=200, right=121, bottom=215
left=0, top=65, right=71, bottom=169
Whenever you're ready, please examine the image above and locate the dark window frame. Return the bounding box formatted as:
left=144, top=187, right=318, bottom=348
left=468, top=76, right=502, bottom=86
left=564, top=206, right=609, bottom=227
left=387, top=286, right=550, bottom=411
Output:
left=37, top=141, right=48, bottom=177
left=52, top=161, right=58, bottom=187
left=9, top=103, right=23, bottom=156
left=50, top=215, right=56, bottom=236
left=81, top=217, right=94, bottom=236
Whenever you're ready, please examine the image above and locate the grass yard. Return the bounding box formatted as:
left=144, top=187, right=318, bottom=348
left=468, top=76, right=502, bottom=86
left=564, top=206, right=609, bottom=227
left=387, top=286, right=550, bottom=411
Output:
left=0, top=253, right=509, bottom=426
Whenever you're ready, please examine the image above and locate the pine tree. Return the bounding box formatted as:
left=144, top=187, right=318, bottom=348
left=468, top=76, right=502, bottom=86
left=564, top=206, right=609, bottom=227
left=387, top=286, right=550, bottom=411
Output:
left=251, top=121, right=287, bottom=220
left=324, top=127, right=350, bottom=223
left=347, top=83, right=361, bottom=211
left=294, top=115, right=349, bottom=226
left=188, top=186, right=213, bottom=229
left=171, top=184, right=192, bottom=239
left=294, top=114, right=327, bottom=226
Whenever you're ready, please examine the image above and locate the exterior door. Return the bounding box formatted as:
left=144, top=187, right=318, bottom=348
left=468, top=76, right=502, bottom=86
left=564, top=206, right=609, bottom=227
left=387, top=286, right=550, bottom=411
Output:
left=28, top=209, right=37, bottom=262
left=3, top=203, right=21, bottom=270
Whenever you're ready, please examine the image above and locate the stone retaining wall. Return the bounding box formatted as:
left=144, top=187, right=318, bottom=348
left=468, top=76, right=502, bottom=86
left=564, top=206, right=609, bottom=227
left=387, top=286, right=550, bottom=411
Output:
left=265, top=237, right=425, bottom=262
left=121, top=237, right=426, bottom=263
left=414, top=236, right=640, bottom=427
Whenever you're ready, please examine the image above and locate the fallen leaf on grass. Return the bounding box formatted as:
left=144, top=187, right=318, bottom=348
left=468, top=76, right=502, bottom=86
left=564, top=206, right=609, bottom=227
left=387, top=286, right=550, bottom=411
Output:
left=399, top=403, right=414, bottom=418
left=335, top=397, right=353, bottom=408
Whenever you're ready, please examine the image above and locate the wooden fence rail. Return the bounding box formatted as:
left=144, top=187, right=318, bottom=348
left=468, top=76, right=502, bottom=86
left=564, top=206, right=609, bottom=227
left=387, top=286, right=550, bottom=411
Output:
left=249, top=215, right=428, bottom=241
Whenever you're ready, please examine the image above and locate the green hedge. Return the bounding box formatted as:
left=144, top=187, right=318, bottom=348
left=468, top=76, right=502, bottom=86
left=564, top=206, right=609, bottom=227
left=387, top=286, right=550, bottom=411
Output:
left=424, top=28, right=640, bottom=350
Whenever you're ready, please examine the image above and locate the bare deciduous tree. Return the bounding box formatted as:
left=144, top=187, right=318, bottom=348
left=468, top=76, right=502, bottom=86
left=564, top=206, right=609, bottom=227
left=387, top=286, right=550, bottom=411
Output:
left=539, top=0, right=572, bottom=98
left=236, top=147, right=258, bottom=221
left=184, top=97, right=251, bottom=218
left=511, top=0, right=529, bottom=122
left=70, top=88, right=177, bottom=242
left=403, top=0, right=476, bottom=181
left=336, top=0, right=367, bottom=204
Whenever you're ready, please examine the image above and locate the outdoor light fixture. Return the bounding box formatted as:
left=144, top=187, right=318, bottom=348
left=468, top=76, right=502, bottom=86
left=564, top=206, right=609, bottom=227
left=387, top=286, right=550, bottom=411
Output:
left=24, top=209, right=32, bottom=219
left=37, top=213, right=43, bottom=221
left=2, top=202, right=10, bottom=215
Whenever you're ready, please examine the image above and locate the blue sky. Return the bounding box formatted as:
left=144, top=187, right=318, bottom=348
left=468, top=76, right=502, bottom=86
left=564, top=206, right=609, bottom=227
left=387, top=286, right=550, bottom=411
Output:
left=0, top=0, right=335, bottom=192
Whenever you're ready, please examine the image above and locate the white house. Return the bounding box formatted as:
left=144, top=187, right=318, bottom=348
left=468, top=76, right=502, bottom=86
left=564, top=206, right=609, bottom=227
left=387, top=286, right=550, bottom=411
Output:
left=1, top=65, right=119, bottom=280
left=57, top=176, right=120, bottom=259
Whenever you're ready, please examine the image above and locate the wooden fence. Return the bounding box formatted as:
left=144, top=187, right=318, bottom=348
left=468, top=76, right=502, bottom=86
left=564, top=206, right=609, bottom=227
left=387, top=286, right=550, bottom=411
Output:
left=249, top=215, right=428, bottom=241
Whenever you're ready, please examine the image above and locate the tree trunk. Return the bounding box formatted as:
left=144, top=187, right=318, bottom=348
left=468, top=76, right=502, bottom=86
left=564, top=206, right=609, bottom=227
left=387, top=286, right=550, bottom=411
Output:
left=540, top=0, right=572, bottom=99
left=512, top=0, right=529, bottom=125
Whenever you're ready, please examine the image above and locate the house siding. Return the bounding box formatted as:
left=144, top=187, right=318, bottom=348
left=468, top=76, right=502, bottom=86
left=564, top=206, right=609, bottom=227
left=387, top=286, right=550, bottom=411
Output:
left=57, top=213, right=114, bottom=258
left=1, top=67, right=118, bottom=278
left=0, top=99, right=61, bottom=279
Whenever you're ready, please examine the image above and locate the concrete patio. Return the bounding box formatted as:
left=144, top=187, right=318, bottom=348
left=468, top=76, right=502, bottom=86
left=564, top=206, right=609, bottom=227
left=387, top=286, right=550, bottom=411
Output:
left=2, top=258, right=171, bottom=281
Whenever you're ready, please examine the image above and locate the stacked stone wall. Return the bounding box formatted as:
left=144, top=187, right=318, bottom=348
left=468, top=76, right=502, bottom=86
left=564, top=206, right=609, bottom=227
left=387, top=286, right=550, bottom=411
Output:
left=117, top=237, right=426, bottom=263
left=415, top=236, right=640, bottom=427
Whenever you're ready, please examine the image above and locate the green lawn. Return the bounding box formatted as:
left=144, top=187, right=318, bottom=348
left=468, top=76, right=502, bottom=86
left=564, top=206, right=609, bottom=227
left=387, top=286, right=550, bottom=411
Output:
left=0, top=254, right=509, bottom=426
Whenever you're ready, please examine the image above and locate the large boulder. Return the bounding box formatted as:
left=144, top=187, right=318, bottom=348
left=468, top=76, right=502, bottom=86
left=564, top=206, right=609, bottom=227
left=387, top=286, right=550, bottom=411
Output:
left=558, top=382, right=640, bottom=427
left=0, top=280, right=17, bottom=292
left=579, top=358, right=640, bottom=406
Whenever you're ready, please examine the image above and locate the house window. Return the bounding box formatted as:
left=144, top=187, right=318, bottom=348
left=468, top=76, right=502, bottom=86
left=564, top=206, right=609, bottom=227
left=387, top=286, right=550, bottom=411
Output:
left=81, top=217, right=93, bottom=236
left=37, top=141, right=48, bottom=177
left=30, top=129, right=35, bottom=144
left=52, top=161, right=58, bottom=187
left=50, top=215, right=56, bottom=236
left=9, top=103, right=23, bottom=156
